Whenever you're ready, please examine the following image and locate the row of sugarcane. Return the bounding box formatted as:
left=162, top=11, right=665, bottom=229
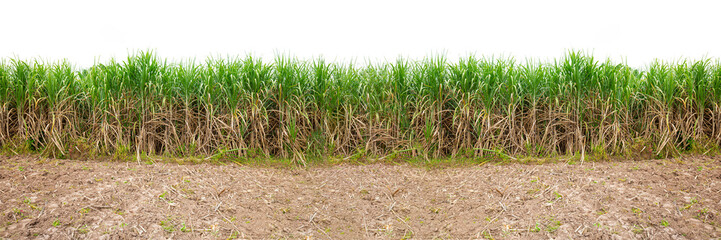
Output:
left=0, top=51, right=720, bottom=163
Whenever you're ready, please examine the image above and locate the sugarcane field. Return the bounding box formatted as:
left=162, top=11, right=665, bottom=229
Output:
left=0, top=52, right=720, bottom=239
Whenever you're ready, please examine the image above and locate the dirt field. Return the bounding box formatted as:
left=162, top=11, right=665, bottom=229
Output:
left=1, top=155, right=720, bottom=239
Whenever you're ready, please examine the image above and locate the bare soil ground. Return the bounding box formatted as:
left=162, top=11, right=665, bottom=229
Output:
left=1, top=155, right=720, bottom=239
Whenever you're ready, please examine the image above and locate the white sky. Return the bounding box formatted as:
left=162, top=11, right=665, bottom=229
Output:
left=1, top=0, right=720, bottom=68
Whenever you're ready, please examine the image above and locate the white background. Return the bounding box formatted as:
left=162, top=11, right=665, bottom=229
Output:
left=1, top=0, right=720, bottom=68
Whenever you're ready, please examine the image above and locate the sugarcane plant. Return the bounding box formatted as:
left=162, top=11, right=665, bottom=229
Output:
left=0, top=50, right=720, bottom=163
